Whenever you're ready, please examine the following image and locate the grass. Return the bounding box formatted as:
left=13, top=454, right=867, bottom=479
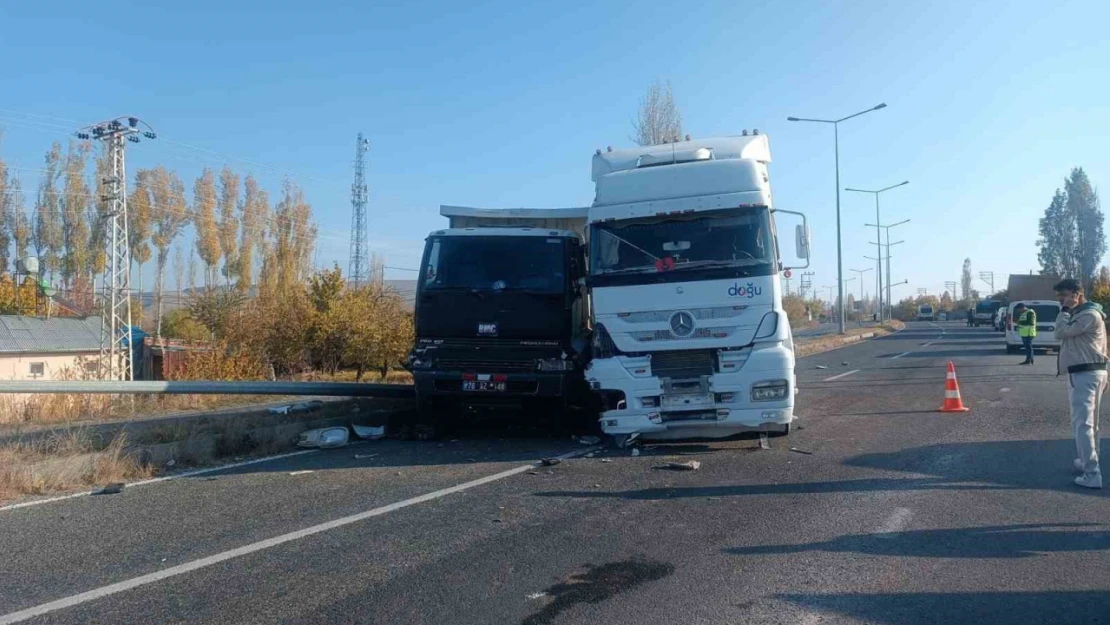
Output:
left=0, top=430, right=154, bottom=502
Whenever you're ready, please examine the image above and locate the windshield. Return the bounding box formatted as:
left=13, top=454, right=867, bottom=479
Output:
left=421, top=236, right=567, bottom=293
left=976, top=302, right=1001, bottom=314
left=921, top=305, right=932, bottom=313
left=590, top=208, right=774, bottom=276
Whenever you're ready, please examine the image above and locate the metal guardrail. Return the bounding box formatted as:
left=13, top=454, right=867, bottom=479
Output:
left=0, top=381, right=415, bottom=397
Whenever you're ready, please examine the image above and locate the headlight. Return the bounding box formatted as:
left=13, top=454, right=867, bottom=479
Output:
left=751, top=380, right=788, bottom=401
left=538, top=358, right=574, bottom=372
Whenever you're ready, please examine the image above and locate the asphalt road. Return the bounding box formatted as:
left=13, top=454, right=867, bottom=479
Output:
left=2, top=321, right=1109, bottom=625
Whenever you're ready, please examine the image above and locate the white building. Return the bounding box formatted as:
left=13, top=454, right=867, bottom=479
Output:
left=0, top=316, right=101, bottom=381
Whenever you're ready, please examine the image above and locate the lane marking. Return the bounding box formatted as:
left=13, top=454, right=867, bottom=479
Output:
left=0, top=446, right=597, bottom=625
left=0, top=449, right=320, bottom=513
left=822, top=369, right=860, bottom=382
left=875, top=507, right=913, bottom=536
left=890, top=351, right=912, bottom=360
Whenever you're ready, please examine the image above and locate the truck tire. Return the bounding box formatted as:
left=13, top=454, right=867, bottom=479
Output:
left=412, top=394, right=451, bottom=441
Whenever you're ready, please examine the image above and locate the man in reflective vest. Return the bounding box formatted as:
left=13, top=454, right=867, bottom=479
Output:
left=1015, top=303, right=1037, bottom=365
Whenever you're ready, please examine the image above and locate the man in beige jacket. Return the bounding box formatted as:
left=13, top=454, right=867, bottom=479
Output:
left=1054, top=278, right=1106, bottom=489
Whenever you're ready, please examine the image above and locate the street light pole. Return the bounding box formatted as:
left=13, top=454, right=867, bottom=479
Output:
left=864, top=218, right=910, bottom=321
left=850, top=268, right=872, bottom=313
left=847, top=180, right=909, bottom=322
left=788, top=102, right=887, bottom=335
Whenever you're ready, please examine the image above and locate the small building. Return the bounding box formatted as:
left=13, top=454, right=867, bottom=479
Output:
left=0, top=316, right=101, bottom=380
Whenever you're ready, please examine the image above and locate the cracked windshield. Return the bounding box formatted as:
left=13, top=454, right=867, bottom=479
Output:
left=1, top=1, right=1108, bottom=624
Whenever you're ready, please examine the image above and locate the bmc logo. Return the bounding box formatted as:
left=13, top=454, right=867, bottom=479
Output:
left=728, top=283, right=763, bottom=298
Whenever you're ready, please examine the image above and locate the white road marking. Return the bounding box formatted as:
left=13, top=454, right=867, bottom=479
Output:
left=0, top=446, right=598, bottom=625
left=890, top=351, right=912, bottom=360
left=875, top=507, right=913, bottom=536
left=822, top=369, right=860, bottom=382
left=0, top=449, right=320, bottom=513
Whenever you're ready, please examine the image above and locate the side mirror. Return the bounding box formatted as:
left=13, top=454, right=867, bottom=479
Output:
left=795, top=224, right=811, bottom=260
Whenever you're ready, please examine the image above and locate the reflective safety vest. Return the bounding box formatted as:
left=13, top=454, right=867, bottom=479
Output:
left=1018, top=309, right=1037, bottom=338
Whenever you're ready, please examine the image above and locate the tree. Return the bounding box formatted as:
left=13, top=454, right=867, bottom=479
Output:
left=150, top=166, right=189, bottom=337
left=1037, top=189, right=1076, bottom=278
left=128, top=169, right=155, bottom=298
left=1067, top=167, right=1105, bottom=289
left=217, top=167, right=240, bottom=288
left=940, top=290, right=954, bottom=311
left=961, top=258, right=972, bottom=303
left=268, top=180, right=317, bottom=294
left=192, top=168, right=221, bottom=288
left=87, top=147, right=112, bottom=283
left=32, top=143, right=64, bottom=280
left=0, top=158, right=19, bottom=273
left=236, top=175, right=267, bottom=292
left=60, top=140, right=92, bottom=289
left=631, top=80, right=683, bottom=147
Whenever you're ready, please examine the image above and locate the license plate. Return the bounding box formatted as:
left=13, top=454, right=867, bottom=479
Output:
left=462, top=380, right=506, bottom=392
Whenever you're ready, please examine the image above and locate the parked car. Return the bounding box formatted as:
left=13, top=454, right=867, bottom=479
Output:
left=993, top=308, right=1008, bottom=332
left=1005, top=300, right=1062, bottom=354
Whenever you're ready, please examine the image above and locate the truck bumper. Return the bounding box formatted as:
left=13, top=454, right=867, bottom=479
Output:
left=585, top=344, right=795, bottom=440
left=413, top=370, right=569, bottom=405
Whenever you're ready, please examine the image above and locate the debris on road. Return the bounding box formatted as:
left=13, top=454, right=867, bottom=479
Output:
left=528, top=471, right=539, bottom=475
left=657, top=461, right=701, bottom=471
left=578, top=435, right=602, bottom=445
left=585, top=453, right=596, bottom=458
left=526, top=592, right=548, bottom=600
left=541, top=457, right=562, bottom=467
left=600, top=458, right=613, bottom=463
left=631, top=448, right=641, bottom=457
left=353, top=453, right=378, bottom=459
left=789, top=447, right=814, bottom=455
left=296, top=427, right=350, bottom=449
left=759, top=432, right=771, bottom=450
left=841, top=361, right=849, bottom=366
left=815, top=365, right=828, bottom=370
left=164, top=459, right=176, bottom=468
left=94, top=483, right=124, bottom=495
left=351, top=424, right=385, bottom=440
left=288, top=470, right=314, bottom=476
left=269, top=401, right=324, bottom=415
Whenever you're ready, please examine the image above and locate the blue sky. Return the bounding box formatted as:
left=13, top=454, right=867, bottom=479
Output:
left=2, top=0, right=1108, bottom=301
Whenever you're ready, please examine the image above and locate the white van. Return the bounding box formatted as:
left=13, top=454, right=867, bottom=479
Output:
left=1005, top=300, right=1062, bottom=353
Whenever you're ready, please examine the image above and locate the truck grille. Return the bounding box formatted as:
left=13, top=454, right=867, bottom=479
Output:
left=649, top=350, right=714, bottom=379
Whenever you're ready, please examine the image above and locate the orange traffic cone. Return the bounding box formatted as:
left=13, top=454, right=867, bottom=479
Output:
left=939, top=361, right=970, bottom=412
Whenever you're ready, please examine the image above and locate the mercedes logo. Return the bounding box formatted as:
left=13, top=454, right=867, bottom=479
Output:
left=670, top=311, right=695, bottom=337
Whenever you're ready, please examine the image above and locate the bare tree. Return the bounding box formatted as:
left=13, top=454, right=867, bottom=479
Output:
left=631, top=80, right=684, bottom=146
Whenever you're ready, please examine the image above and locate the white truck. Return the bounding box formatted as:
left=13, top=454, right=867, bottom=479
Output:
left=584, top=134, right=810, bottom=444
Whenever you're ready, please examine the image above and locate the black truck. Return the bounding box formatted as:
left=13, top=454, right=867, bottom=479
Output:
left=406, top=207, right=592, bottom=438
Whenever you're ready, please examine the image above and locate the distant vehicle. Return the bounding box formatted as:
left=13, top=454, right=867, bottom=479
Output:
left=972, top=300, right=1003, bottom=327
left=993, top=308, right=1008, bottom=332
left=1005, top=300, right=1062, bottom=354
left=917, top=304, right=934, bottom=321
left=938, top=311, right=948, bottom=321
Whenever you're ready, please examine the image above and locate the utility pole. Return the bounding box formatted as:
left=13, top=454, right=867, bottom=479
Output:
left=979, top=271, right=994, bottom=294
left=348, top=133, right=370, bottom=285
left=76, top=117, right=156, bottom=382
left=800, top=271, right=815, bottom=300
left=850, top=268, right=872, bottom=313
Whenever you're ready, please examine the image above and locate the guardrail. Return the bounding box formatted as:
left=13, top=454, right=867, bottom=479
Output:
left=0, top=381, right=415, bottom=397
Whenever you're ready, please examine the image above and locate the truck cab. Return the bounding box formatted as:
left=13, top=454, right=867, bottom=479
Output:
left=917, top=304, right=934, bottom=321
left=584, top=135, right=808, bottom=442
left=407, top=218, right=591, bottom=437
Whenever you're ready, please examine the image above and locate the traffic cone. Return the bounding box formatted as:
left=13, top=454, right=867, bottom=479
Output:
left=939, top=361, right=970, bottom=412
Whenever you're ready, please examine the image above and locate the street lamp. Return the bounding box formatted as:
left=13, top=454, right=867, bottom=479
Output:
left=847, top=180, right=909, bottom=321
left=850, top=267, right=873, bottom=313
left=788, top=102, right=887, bottom=334
left=864, top=219, right=910, bottom=321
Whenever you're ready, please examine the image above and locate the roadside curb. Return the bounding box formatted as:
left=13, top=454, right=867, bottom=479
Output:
left=796, top=322, right=904, bottom=358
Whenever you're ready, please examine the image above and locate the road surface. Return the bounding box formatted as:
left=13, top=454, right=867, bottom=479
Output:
left=2, top=322, right=1108, bottom=624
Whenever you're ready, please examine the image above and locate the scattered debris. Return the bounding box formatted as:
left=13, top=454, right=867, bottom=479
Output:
left=600, top=458, right=613, bottom=463
left=631, top=448, right=641, bottom=457
left=528, top=471, right=539, bottom=475
left=541, top=457, right=562, bottom=467
left=467, top=458, right=478, bottom=462
left=657, top=461, right=701, bottom=471
left=94, top=483, right=124, bottom=495
left=354, top=453, right=379, bottom=460
left=578, top=435, right=602, bottom=445
left=288, top=470, right=314, bottom=476
left=492, top=519, right=502, bottom=523
left=585, top=453, right=596, bottom=458
left=759, top=432, right=771, bottom=450
left=297, top=427, right=350, bottom=449
left=815, top=365, right=828, bottom=370
left=164, top=459, right=176, bottom=468
left=351, top=424, right=386, bottom=440
left=526, top=592, right=548, bottom=600
left=593, top=483, right=602, bottom=488
left=268, top=405, right=292, bottom=415
left=789, top=447, right=814, bottom=455
left=841, top=361, right=849, bottom=366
